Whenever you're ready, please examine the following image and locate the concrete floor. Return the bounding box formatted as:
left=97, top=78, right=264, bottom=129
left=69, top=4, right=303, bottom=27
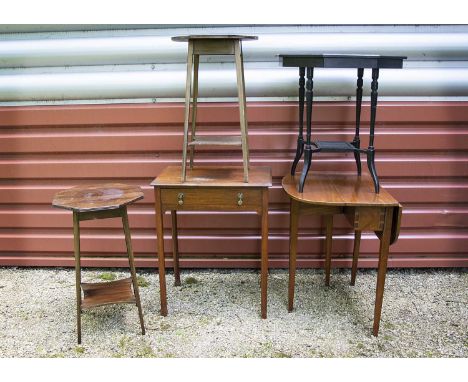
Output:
left=0, top=267, right=466, bottom=357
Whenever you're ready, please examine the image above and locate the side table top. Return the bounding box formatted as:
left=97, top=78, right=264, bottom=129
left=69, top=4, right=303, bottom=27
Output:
left=282, top=172, right=399, bottom=207
left=280, top=54, right=406, bottom=69
left=52, top=183, right=144, bottom=212
left=172, top=35, right=258, bottom=42
left=151, top=166, right=272, bottom=188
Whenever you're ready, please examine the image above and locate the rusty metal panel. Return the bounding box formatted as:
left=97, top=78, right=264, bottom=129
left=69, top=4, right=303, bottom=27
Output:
left=0, top=101, right=467, bottom=268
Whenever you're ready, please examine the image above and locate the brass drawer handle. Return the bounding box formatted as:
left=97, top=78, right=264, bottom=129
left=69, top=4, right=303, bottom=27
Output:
left=237, top=192, right=243, bottom=206
left=178, top=193, right=184, bottom=206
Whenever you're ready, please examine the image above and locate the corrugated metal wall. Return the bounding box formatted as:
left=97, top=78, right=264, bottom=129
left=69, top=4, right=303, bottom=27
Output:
left=0, top=25, right=467, bottom=268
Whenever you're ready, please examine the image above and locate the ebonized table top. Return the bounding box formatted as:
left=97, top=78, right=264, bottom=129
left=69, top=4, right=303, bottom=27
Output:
left=280, top=54, right=406, bottom=68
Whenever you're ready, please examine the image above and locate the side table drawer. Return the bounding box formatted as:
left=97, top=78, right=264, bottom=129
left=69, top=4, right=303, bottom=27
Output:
left=161, top=187, right=263, bottom=211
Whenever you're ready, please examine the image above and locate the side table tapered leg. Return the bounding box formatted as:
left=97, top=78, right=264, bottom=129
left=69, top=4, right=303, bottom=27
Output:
left=291, top=67, right=306, bottom=175
left=121, top=207, right=145, bottom=335
left=171, top=211, right=181, bottom=286
left=72, top=211, right=82, bottom=344
left=288, top=199, right=299, bottom=312
left=154, top=188, right=168, bottom=316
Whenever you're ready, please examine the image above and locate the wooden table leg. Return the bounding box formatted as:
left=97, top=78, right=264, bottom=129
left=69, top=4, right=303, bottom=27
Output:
left=72, top=211, right=82, bottom=344
left=181, top=42, right=194, bottom=182
left=235, top=40, right=249, bottom=183
left=122, top=206, right=146, bottom=335
left=189, top=54, right=199, bottom=170
left=260, top=189, right=269, bottom=319
left=373, top=207, right=393, bottom=336
left=350, top=230, right=362, bottom=286
left=288, top=199, right=299, bottom=312
left=324, top=214, right=333, bottom=286
left=171, top=210, right=181, bottom=286
left=154, top=187, right=168, bottom=316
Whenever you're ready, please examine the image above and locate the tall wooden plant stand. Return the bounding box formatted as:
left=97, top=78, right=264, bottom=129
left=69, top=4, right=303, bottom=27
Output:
left=282, top=173, right=402, bottom=336
left=172, top=35, right=258, bottom=182
left=151, top=166, right=271, bottom=319
left=52, top=184, right=146, bottom=344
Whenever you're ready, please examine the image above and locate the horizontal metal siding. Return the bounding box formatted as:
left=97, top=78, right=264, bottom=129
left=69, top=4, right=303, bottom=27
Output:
left=0, top=101, right=466, bottom=268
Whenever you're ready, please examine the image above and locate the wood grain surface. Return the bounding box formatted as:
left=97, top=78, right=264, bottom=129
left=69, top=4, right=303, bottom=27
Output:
left=152, top=166, right=272, bottom=188
left=52, top=183, right=144, bottom=212
left=282, top=172, right=399, bottom=207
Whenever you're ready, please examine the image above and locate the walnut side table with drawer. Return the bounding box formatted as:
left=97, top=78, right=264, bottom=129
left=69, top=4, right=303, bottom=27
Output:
left=151, top=166, right=272, bottom=318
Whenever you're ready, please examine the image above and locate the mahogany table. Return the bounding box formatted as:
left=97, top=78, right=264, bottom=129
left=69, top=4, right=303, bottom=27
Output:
left=280, top=54, right=406, bottom=193
left=52, top=183, right=146, bottom=344
left=151, top=166, right=271, bottom=318
left=283, top=172, right=402, bottom=336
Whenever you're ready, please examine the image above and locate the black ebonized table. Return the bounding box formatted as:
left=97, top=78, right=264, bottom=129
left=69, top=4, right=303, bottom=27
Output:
left=280, top=54, right=406, bottom=193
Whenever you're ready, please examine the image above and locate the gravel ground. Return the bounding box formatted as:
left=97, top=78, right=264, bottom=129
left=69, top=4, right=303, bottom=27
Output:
left=0, top=267, right=466, bottom=358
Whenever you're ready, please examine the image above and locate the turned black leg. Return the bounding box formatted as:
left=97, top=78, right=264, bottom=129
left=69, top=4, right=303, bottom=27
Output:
left=352, top=68, right=364, bottom=176
left=368, top=68, right=380, bottom=193
left=367, top=147, right=379, bottom=193
left=291, top=67, right=306, bottom=175
left=299, top=145, right=312, bottom=193
left=298, top=67, right=314, bottom=192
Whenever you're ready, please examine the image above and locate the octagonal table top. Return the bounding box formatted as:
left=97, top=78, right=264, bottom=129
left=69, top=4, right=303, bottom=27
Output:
left=52, top=183, right=144, bottom=212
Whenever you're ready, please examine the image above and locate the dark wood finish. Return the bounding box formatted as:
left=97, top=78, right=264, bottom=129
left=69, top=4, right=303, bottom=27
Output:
left=281, top=54, right=406, bottom=193
left=152, top=165, right=271, bottom=318
left=52, top=184, right=146, bottom=343
left=52, top=183, right=143, bottom=212
left=283, top=173, right=401, bottom=336
left=280, top=54, right=406, bottom=69
left=175, top=35, right=257, bottom=182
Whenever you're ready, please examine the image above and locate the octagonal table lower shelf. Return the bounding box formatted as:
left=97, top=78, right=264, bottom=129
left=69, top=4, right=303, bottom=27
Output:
left=81, top=277, right=136, bottom=309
